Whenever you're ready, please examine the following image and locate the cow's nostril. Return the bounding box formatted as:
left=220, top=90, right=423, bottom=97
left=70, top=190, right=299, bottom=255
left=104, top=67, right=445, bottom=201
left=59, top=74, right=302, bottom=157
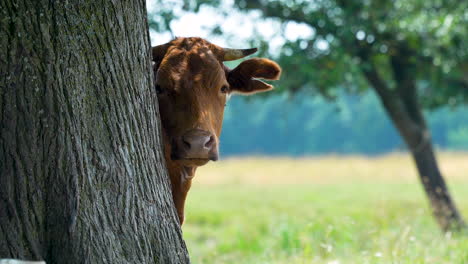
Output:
left=205, top=136, right=215, bottom=149
left=182, top=138, right=191, bottom=150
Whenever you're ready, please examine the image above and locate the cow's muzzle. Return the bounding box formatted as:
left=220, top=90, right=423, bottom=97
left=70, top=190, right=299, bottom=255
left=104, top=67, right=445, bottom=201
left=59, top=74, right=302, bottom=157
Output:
left=171, top=129, right=219, bottom=164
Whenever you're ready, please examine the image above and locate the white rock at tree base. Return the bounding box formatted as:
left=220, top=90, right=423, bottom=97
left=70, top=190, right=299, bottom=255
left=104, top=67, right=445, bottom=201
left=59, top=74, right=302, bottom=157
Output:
left=0, top=260, right=45, bottom=264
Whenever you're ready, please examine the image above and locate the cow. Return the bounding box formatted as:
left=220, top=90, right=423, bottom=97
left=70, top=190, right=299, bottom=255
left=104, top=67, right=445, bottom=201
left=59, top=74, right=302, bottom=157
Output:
left=152, top=37, right=281, bottom=224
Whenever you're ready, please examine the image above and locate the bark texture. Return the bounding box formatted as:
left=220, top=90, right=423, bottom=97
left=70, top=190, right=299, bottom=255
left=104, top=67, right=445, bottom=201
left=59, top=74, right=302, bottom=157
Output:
left=0, top=0, right=190, bottom=263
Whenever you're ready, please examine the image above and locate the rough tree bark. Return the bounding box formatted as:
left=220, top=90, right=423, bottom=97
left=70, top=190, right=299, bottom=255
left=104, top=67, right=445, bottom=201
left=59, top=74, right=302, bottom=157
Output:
left=0, top=0, right=190, bottom=263
left=362, top=52, right=466, bottom=232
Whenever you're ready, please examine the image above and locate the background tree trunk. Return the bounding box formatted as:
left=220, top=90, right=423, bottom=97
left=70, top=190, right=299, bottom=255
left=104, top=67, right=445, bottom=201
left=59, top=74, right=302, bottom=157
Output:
left=387, top=105, right=465, bottom=231
left=362, top=61, right=465, bottom=232
left=0, top=0, right=190, bottom=263
left=410, top=135, right=465, bottom=231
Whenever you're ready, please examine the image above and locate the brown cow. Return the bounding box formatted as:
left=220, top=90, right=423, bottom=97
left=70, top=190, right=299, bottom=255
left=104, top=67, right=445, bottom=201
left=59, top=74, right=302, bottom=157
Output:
left=152, top=37, right=281, bottom=224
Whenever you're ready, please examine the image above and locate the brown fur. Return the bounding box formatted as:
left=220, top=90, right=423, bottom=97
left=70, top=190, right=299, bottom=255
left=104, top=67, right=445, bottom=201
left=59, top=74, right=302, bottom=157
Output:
left=152, top=37, right=281, bottom=224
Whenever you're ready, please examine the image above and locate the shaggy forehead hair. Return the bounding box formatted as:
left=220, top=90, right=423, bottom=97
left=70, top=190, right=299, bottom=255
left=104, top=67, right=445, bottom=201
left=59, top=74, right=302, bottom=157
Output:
left=157, top=39, right=225, bottom=92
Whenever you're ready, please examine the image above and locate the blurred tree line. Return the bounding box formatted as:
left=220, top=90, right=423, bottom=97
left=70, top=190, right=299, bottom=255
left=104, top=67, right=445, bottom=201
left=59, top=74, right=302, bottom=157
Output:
left=221, top=94, right=468, bottom=156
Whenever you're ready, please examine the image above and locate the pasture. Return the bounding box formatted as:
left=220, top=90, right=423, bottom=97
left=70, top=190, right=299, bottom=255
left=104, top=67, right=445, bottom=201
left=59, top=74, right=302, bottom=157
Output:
left=183, top=153, right=468, bottom=263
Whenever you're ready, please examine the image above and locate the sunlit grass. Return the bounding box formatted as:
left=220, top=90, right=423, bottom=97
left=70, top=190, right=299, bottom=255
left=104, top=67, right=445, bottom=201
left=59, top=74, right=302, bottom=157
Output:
left=184, top=153, right=468, bottom=264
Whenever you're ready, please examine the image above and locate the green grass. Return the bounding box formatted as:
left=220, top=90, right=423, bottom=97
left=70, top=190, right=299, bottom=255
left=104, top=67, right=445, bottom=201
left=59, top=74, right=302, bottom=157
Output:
left=183, top=156, right=468, bottom=263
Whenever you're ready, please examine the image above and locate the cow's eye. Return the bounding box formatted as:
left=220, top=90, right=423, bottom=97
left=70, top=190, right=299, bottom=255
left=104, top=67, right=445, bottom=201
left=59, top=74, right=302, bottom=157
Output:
left=220, top=85, right=229, bottom=94
left=156, top=84, right=164, bottom=94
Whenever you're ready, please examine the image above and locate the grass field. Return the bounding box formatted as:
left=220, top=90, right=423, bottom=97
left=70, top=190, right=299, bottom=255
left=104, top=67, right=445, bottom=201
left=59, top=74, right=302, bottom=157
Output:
left=183, top=153, right=468, bottom=264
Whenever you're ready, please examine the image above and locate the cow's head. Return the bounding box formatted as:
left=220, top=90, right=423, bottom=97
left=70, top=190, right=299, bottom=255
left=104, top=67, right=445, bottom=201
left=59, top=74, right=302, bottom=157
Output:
left=152, top=37, right=281, bottom=223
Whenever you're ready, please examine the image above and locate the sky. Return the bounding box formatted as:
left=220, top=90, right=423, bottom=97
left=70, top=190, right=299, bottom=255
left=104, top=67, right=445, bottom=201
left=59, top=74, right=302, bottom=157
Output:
left=145, top=0, right=317, bottom=51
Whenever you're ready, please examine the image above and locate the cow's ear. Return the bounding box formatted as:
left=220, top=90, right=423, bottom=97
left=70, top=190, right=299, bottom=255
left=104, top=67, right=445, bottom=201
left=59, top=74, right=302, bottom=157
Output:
left=227, top=58, right=281, bottom=95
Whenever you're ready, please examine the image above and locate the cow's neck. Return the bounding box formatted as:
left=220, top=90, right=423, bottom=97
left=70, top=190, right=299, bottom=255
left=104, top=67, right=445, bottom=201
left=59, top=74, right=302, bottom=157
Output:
left=166, top=160, right=197, bottom=224
left=162, top=133, right=197, bottom=223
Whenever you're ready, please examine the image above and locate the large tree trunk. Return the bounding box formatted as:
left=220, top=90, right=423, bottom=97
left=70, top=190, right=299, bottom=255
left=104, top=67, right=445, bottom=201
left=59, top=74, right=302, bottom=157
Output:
left=363, top=59, right=466, bottom=232
left=0, top=1, right=190, bottom=263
